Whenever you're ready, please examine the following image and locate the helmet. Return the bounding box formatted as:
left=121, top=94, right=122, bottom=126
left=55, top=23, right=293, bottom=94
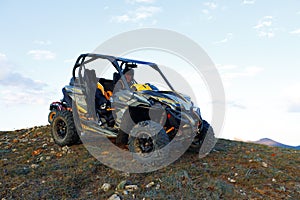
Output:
left=123, top=67, right=134, bottom=75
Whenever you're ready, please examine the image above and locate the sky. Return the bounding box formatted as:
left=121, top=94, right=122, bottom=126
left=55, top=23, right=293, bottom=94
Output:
left=0, top=0, right=300, bottom=146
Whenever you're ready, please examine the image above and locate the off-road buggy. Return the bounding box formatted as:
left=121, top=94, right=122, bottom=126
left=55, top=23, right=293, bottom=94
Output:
left=48, top=53, right=215, bottom=155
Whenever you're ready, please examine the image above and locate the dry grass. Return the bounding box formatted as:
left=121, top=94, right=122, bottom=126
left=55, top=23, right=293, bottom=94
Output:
left=1, top=125, right=299, bottom=199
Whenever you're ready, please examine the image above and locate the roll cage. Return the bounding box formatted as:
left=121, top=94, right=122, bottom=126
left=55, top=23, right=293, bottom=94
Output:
left=72, top=53, right=174, bottom=91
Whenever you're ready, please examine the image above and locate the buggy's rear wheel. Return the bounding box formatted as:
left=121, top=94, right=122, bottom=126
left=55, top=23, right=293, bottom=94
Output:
left=51, top=110, right=80, bottom=146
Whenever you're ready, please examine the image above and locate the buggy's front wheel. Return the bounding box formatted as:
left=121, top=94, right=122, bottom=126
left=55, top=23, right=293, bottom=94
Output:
left=188, top=120, right=216, bottom=156
left=128, top=120, right=169, bottom=154
left=51, top=110, right=80, bottom=146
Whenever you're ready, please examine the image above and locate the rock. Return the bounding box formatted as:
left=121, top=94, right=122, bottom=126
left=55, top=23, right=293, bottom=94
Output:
left=61, top=146, right=69, bottom=153
left=50, top=148, right=56, bottom=154
left=101, top=183, right=112, bottom=192
left=155, top=183, right=161, bottom=190
left=145, top=181, right=155, bottom=188
left=116, top=180, right=130, bottom=191
left=11, top=187, right=17, bottom=191
left=37, top=156, right=44, bottom=162
left=31, top=164, right=39, bottom=169
left=203, top=179, right=235, bottom=197
left=107, top=194, right=121, bottom=200
left=4, top=144, right=12, bottom=149
left=33, top=132, right=42, bottom=137
left=262, top=162, right=268, bottom=168
left=124, top=185, right=138, bottom=192
left=32, top=149, right=43, bottom=156
left=239, top=189, right=246, bottom=196
left=15, top=167, right=31, bottom=175
left=278, top=186, right=286, bottom=192
left=20, top=131, right=31, bottom=139
left=121, top=172, right=130, bottom=177
left=56, top=153, right=63, bottom=158
left=101, top=151, right=109, bottom=155
left=227, top=178, right=236, bottom=183
left=12, top=139, right=19, bottom=143
left=19, top=138, right=29, bottom=143
left=216, top=180, right=235, bottom=195
left=181, top=170, right=191, bottom=185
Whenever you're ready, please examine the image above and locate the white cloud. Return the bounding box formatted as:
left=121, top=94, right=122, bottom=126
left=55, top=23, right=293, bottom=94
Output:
left=112, top=6, right=162, bottom=23
left=290, top=28, right=300, bottom=35
left=257, top=31, right=274, bottom=38
left=214, top=33, right=233, bottom=44
left=0, top=68, right=9, bottom=80
left=202, top=2, right=219, bottom=20
left=34, top=40, right=52, bottom=45
left=0, top=89, right=49, bottom=105
left=227, top=100, right=246, bottom=109
left=202, top=9, right=209, bottom=15
left=218, top=65, right=264, bottom=86
left=0, top=71, right=47, bottom=91
left=204, top=2, right=217, bottom=10
left=0, top=52, right=7, bottom=61
left=242, top=0, right=255, bottom=5
left=0, top=57, right=48, bottom=105
left=0, top=54, right=47, bottom=91
left=27, top=50, right=56, bottom=60
left=126, top=0, right=156, bottom=4
left=217, top=64, right=237, bottom=71
left=0, top=53, right=11, bottom=80
left=0, top=65, right=48, bottom=105
left=254, top=16, right=275, bottom=38
left=254, top=17, right=272, bottom=29
left=244, top=66, right=264, bottom=76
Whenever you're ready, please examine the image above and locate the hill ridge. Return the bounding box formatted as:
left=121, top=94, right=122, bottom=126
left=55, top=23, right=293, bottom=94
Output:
left=0, top=125, right=299, bottom=199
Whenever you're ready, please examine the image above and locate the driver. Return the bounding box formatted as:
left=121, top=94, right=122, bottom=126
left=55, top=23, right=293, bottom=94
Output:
left=113, top=67, right=135, bottom=93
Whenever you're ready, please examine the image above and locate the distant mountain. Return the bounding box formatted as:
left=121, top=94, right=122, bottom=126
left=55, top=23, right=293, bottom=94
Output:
left=254, top=138, right=300, bottom=150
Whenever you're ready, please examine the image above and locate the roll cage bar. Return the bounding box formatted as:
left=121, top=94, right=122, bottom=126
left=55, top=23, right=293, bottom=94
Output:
left=72, top=53, right=174, bottom=91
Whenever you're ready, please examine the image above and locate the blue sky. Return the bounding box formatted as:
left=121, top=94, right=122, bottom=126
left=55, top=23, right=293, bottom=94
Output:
left=0, top=0, right=300, bottom=146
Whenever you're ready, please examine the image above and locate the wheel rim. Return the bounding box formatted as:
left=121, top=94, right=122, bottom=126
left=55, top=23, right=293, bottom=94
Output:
left=135, top=132, right=154, bottom=153
left=55, top=118, right=67, bottom=139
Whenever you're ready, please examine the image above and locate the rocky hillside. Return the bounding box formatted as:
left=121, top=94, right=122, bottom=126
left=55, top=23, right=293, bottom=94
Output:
left=1, top=126, right=299, bottom=199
